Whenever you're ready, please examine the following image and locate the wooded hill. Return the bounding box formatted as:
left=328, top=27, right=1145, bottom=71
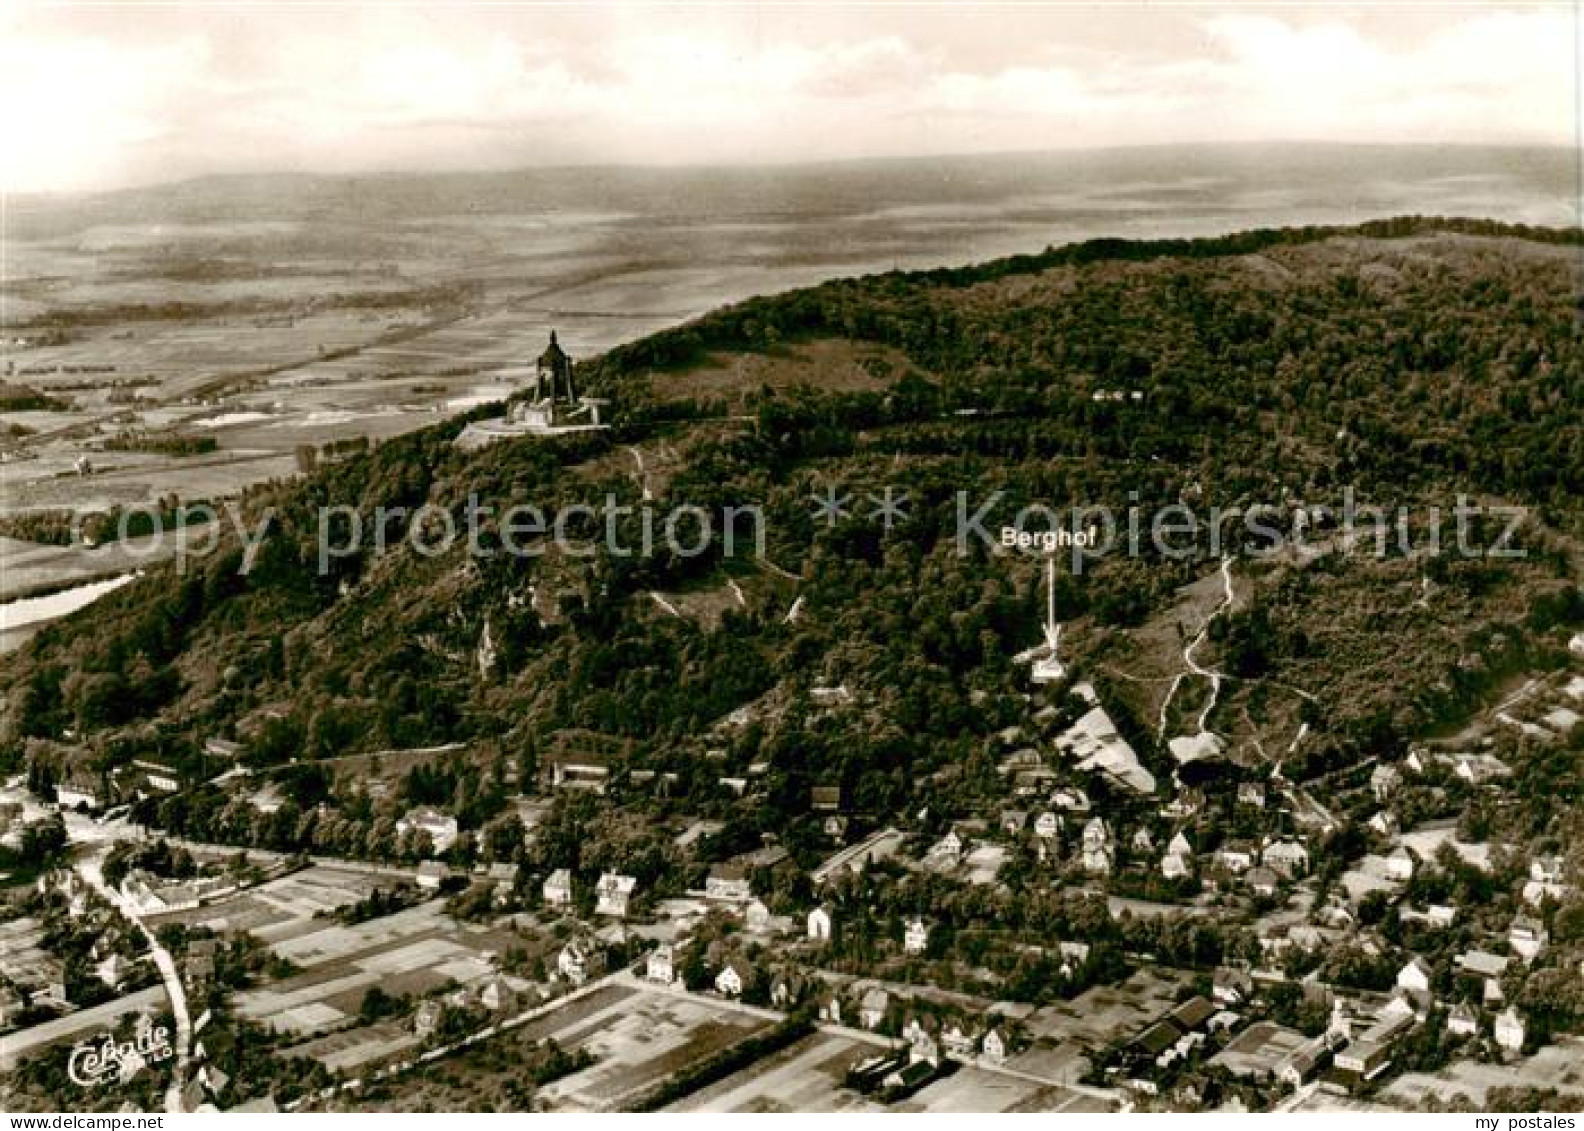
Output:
left=4, top=218, right=1582, bottom=852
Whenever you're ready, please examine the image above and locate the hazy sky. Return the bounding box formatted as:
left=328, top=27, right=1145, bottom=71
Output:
left=3, top=3, right=1577, bottom=193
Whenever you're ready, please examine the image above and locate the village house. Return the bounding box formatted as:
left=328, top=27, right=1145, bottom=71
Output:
left=121, top=871, right=207, bottom=915
left=811, top=784, right=843, bottom=812
left=715, top=961, right=749, bottom=998
left=546, top=748, right=613, bottom=793
left=1276, top=1036, right=1329, bottom=1088
left=1448, top=1003, right=1480, bottom=1037
left=1370, top=763, right=1402, bottom=803
left=185, top=940, right=216, bottom=990
left=1161, top=831, right=1194, bottom=879
left=558, top=937, right=604, bottom=986
left=1058, top=940, right=1091, bottom=978
left=478, top=976, right=516, bottom=1014
left=1081, top=818, right=1113, bottom=875
left=745, top=898, right=773, bottom=933
left=646, top=943, right=680, bottom=985
left=943, top=1023, right=978, bottom=1059
left=248, top=782, right=285, bottom=815
left=1213, top=967, right=1253, bottom=1007
left=903, top=917, right=931, bottom=955
left=1510, top=915, right=1550, bottom=962
left=204, top=736, right=243, bottom=763
left=1333, top=1039, right=1393, bottom=1084
left=1451, top=752, right=1512, bottom=786
left=1456, top=949, right=1509, bottom=980
left=487, top=861, right=519, bottom=906
left=1215, top=842, right=1256, bottom=874
left=859, top=987, right=890, bottom=1030
left=771, top=974, right=806, bottom=1009
left=1034, top=811, right=1061, bottom=840
left=397, top=807, right=459, bottom=854
left=811, top=684, right=852, bottom=708
left=133, top=758, right=182, bottom=793
left=823, top=814, right=849, bottom=842
left=807, top=905, right=834, bottom=943
left=95, top=953, right=126, bottom=989
left=1131, top=826, right=1155, bottom=854
left=542, top=868, right=574, bottom=909
left=1368, top=810, right=1401, bottom=838
left=1402, top=903, right=1458, bottom=930
left=1238, top=781, right=1267, bottom=809
left=929, top=828, right=965, bottom=866
left=1396, top=957, right=1433, bottom=996
left=414, top=999, right=444, bottom=1038
left=595, top=872, right=637, bottom=918
left=981, top=1028, right=1008, bottom=1065
left=718, top=845, right=791, bottom=899
left=1525, top=865, right=1569, bottom=906
left=903, top=1018, right=939, bottom=1064
left=56, top=773, right=102, bottom=811
left=1053, top=786, right=1091, bottom=812
left=705, top=860, right=754, bottom=903
left=1495, top=1007, right=1527, bottom=1052
left=1262, top=838, right=1310, bottom=878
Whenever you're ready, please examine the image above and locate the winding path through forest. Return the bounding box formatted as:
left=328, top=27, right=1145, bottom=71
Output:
left=1157, top=556, right=1237, bottom=738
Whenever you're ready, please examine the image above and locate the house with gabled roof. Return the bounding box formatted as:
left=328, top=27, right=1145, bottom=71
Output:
left=542, top=868, right=573, bottom=909
left=397, top=807, right=459, bottom=854
left=1261, top=838, right=1310, bottom=878
left=981, top=1027, right=1009, bottom=1065
left=1396, top=957, right=1433, bottom=995
left=1448, top=1002, right=1480, bottom=1037
left=1495, top=1007, right=1526, bottom=1052
left=647, top=942, right=684, bottom=985
left=715, top=961, right=750, bottom=999
left=595, top=872, right=637, bottom=918
left=1370, top=763, right=1402, bottom=802
left=1510, top=915, right=1549, bottom=962
left=1213, top=967, right=1253, bottom=1006
left=859, top=987, right=890, bottom=1030
left=942, top=1023, right=978, bottom=1059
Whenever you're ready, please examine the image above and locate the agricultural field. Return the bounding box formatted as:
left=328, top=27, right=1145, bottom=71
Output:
left=534, top=982, right=775, bottom=1112
left=145, top=865, right=391, bottom=938
left=306, top=980, right=783, bottom=1112
left=664, top=1029, right=1112, bottom=1113
left=1023, top=967, right=1195, bottom=1048
left=1383, top=1039, right=1584, bottom=1108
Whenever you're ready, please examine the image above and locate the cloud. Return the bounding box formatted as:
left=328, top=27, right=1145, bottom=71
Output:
left=0, top=6, right=1573, bottom=192
left=0, top=29, right=211, bottom=192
